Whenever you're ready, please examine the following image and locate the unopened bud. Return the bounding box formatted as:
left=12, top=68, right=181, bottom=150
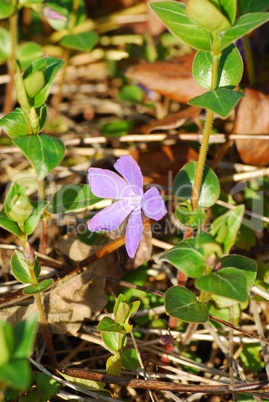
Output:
left=7, top=193, right=33, bottom=225
left=159, top=334, right=174, bottom=346
left=24, top=242, right=35, bottom=265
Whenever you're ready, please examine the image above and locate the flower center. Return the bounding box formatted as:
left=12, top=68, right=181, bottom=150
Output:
left=128, top=195, right=141, bottom=209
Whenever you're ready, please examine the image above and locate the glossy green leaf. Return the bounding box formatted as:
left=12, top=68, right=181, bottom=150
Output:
left=0, top=1, right=15, bottom=19
left=22, top=278, right=54, bottom=295
left=24, top=200, right=49, bottom=235
left=0, top=108, right=31, bottom=138
left=22, top=57, right=65, bottom=108
left=0, top=27, right=11, bottom=62
left=160, top=238, right=205, bottom=278
left=102, top=332, right=124, bottom=352
left=60, top=31, right=99, bottom=51
left=173, top=161, right=220, bottom=207
left=195, top=267, right=248, bottom=301
left=149, top=2, right=212, bottom=51
left=13, top=314, right=38, bottom=359
left=210, top=205, right=245, bottom=253
left=219, top=13, right=269, bottom=52
left=0, top=359, right=31, bottom=391
left=13, top=134, right=65, bottom=179
left=17, top=42, right=43, bottom=71
left=98, top=317, right=125, bottom=334
left=175, top=204, right=205, bottom=228
left=10, top=250, right=41, bottom=284
left=221, top=255, right=256, bottom=290
left=193, top=44, right=243, bottom=89
left=48, top=184, right=100, bottom=214
left=240, top=0, right=269, bottom=13
left=0, top=212, right=23, bottom=237
left=165, top=286, right=209, bottom=323
left=99, top=119, right=133, bottom=137
left=186, top=0, right=231, bottom=34
left=121, top=349, right=139, bottom=371
left=189, top=88, right=244, bottom=118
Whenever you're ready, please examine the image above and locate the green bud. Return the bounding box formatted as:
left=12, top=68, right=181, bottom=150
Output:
left=7, top=193, right=33, bottom=225
left=24, top=70, right=45, bottom=99
left=186, top=0, right=231, bottom=35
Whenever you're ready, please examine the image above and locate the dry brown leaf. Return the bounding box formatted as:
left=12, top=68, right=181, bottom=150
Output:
left=125, top=53, right=206, bottom=103
left=140, top=106, right=202, bottom=133
left=131, top=144, right=198, bottom=186
left=234, top=85, right=269, bottom=166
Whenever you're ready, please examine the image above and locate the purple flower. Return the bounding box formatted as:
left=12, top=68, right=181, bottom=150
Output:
left=88, top=155, right=167, bottom=258
left=43, top=7, right=67, bottom=21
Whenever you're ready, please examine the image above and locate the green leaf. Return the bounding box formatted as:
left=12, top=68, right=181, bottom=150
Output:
left=189, top=88, right=244, bottom=118
left=59, top=371, right=105, bottom=392
left=0, top=320, right=13, bottom=366
left=0, top=27, right=11, bottom=62
left=121, top=349, right=139, bottom=371
left=60, top=31, right=99, bottom=51
left=160, top=238, right=205, bottom=278
left=10, top=250, right=40, bottom=284
left=22, top=278, right=54, bottom=295
left=102, top=332, right=125, bottom=352
left=106, top=353, right=122, bottom=376
left=98, top=317, right=125, bottom=334
left=193, top=44, right=243, bottom=89
left=210, top=205, right=245, bottom=253
left=13, top=314, right=38, bottom=359
left=22, top=57, right=65, bottom=108
left=13, top=134, right=65, bottom=179
left=240, top=344, right=264, bottom=371
left=0, top=1, right=15, bottom=19
left=165, top=286, right=209, bottom=323
left=173, top=161, right=220, bottom=207
left=221, top=255, right=256, bottom=290
left=35, top=373, right=61, bottom=400
left=24, top=200, right=49, bottom=235
left=117, top=85, right=144, bottom=103
left=186, top=0, right=231, bottom=35
left=47, top=184, right=101, bottom=214
left=0, top=108, right=31, bottom=138
left=149, top=2, right=212, bottom=51
left=219, top=13, right=269, bottom=52
left=175, top=204, right=205, bottom=228
left=240, top=0, right=269, bottom=13
left=195, top=267, right=248, bottom=301
left=17, top=42, right=43, bottom=71
left=99, top=119, right=133, bottom=137
left=0, top=212, right=23, bottom=237
left=0, top=359, right=31, bottom=391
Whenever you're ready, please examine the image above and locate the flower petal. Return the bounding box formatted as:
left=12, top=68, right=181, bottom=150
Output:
left=125, top=207, right=143, bottom=258
left=88, top=168, right=133, bottom=199
left=88, top=200, right=132, bottom=232
left=141, top=187, right=167, bottom=220
left=114, top=155, right=143, bottom=195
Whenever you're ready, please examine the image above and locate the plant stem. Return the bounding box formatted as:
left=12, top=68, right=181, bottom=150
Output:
left=38, top=179, right=49, bottom=255
left=242, top=35, right=255, bottom=85
left=4, top=0, right=18, bottom=114
left=191, top=50, right=220, bottom=210
left=25, top=242, right=57, bottom=366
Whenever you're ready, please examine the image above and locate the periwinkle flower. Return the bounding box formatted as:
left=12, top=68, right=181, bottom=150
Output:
left=88, top=155, right=167, bottom=258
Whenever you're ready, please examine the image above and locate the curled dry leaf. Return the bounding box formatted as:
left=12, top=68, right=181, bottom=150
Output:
left=125, top=53, right=206, bottom=103
left=233, top=85, right=269, bottom=166
left=140, top=106, right=202, bottom=133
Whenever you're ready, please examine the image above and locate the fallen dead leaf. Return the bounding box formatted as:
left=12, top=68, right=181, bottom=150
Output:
left=234, top=85, right=269, bottom=166
left=125, top=53, right=206, bottom=103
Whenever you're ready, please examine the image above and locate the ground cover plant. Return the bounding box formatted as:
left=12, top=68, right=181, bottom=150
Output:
left=1, top=0, right=269, bottom=401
